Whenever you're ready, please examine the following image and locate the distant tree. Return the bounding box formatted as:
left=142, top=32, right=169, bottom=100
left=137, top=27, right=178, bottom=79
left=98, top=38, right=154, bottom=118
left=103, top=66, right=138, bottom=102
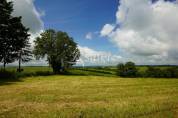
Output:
left=124, top=62, right=137, bottom=77
left=117, top=63, right=125, bottom=76
left=145, top=66, right=155, bottom=77
left=117, top=62, right=137, bottom=77
left=117, top=63, right=178, bottom=78
left=164, top=68, right=174, bottom=78
left=145, top=66, right=178, bottom=78
left=33, top=29, right=80, bottom=73
left=0, top=0, right=31, bottom=70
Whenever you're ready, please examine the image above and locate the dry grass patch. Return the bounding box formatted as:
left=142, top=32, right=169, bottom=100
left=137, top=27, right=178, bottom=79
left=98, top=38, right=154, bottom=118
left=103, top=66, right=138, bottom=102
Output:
left=0, top=76, right=178, bottom=118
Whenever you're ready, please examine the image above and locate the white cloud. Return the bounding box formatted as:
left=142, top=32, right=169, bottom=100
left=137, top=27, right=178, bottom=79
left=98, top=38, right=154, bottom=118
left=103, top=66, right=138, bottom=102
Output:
left=10, top=0, right=44, bottom=34
left=77, top=46, right=123, bottom=66
left=85, top=32, right=93, bottom=40
left=100, top=24, right=115, bottom=37
left=101, top=0, right=178, bottom=64
left=8, top=0, right=44, bottom=43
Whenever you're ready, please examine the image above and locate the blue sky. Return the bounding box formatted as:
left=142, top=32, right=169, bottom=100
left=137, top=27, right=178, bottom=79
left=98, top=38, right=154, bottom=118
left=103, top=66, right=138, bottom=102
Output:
left=7, top=0, right=178, bottom=66
left=34, top=0, right=119, bottom=54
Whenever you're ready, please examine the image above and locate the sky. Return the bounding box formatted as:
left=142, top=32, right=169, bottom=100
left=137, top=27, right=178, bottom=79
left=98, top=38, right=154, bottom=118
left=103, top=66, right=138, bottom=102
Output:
left=6, top=0, right=178, bottom=66
left=36, top=0, right=119, bottom=53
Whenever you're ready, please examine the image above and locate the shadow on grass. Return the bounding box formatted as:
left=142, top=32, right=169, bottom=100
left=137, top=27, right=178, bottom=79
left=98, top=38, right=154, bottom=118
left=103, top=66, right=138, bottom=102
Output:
left=0, top=68, right=117, bottom=86
left=0, top=78, right=23, bottom=86
left=0, top=70, right=55, bottom=86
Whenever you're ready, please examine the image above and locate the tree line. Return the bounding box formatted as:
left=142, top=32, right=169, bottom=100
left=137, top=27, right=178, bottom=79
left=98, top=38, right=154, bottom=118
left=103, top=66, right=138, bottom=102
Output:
left=117, top=62, right=178, bottom=78
left=0, top=0, right=80, bottom=73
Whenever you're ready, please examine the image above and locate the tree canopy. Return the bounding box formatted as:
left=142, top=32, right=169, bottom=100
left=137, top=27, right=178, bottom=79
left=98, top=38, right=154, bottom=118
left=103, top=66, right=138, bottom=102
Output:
left=0, top=0, right=31, bottom=70
left=33, top=29, right=80, bottom=73
left=117, top=62, right=138, bottom=77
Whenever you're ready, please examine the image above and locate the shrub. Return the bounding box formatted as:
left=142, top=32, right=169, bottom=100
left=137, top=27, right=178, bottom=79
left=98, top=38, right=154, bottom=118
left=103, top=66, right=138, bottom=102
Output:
left=0, top=69, right=17, bottom=79
left=125, top=62, right=138, bottom=77
left=163, top=67, right=178, bottom=78
left=117, top=63, right=125, bottom=76
left=145, top=66, right=178, bottom=78
left=117, top=62, right=178, bottom=78
left=117, top=62, right=138, bottom=77
left=145, top=67, right=162, bottom=78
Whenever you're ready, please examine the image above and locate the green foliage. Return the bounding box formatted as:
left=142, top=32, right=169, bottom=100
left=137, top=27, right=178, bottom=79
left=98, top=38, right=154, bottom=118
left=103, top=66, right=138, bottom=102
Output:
left=145, top=66, right=178, bottom=78
left=116, top=62, right=178, bottom=78
left=0, top=0, right=31, bottom=70
left=33, top=29, right=80, bottom=73
left=0, top=67, right=53, bottom=80
left=0, top=0, right=13, bottom=19
left=117, top=63, right=125, bottom=76
left=1, top=66, right=178, bottom=80
left=117, top=62, right=138, bottom=77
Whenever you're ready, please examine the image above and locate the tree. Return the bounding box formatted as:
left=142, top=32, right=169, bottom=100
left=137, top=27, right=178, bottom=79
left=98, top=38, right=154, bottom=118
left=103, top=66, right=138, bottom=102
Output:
left=33, top=29, right=80, bottom=73
left=17, top=40, right=32, bottom=72
left=0, top=0, right=31, bottom=70
left=10, top=16, right=32, bottom=72
left=124, top=62, right=137, bottom=77
left=117, top=62, right=137, bottom=77
left=117, top=63, right=125, bottom=76
left=0, top=0, right=13, bottom=70
left=145, top=66, right=178, bottom=78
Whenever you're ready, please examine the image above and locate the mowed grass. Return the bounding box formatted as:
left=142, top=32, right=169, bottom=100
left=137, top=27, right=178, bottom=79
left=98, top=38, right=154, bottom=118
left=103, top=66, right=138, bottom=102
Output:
left=0, top=75, right=178, bottom=118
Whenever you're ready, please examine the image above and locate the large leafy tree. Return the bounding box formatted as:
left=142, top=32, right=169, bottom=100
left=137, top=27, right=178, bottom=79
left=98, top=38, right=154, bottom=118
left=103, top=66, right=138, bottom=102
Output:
left=0, top=0, right=31, bottom=70
left=33, top=29, right=80, bottom=73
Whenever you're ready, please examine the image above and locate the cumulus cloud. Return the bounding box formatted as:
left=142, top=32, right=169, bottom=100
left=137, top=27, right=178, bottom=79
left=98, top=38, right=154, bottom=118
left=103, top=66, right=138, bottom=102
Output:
left=101, top=0, right=178, bottom=64
left=7, top=0, right=44, bottom=45
left=10, top=0, right=44, bottom=35
left=100, top=24, right=115, bottom=37
left=78, top=46, right=123, bottom=66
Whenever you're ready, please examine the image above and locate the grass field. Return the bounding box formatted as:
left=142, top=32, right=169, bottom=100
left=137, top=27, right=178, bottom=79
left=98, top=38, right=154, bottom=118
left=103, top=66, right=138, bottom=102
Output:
left=0, top=67, right=178, bottom=118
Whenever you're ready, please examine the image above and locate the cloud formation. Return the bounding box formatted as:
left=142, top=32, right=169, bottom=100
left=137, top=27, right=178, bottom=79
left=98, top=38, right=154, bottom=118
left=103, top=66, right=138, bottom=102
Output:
left=78, top=46, right=123, bottom=66
left=10, top=0, right=44, bottom=35
left=101, top=0, right=178, bottom=64
left=100, top=24, right=115, bottom=37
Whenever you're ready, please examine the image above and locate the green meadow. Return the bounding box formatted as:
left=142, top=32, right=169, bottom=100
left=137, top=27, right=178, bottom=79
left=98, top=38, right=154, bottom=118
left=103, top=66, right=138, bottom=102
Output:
left=0, top=67, right=178, bottom=118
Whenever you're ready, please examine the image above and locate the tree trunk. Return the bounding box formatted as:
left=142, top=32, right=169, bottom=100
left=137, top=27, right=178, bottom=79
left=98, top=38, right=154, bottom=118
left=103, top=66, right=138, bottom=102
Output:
left=3, top=61, right=6, bottom=71
left=18, top=52, right=22, bottom=72
left=60, top=58, right=64, bottom=72
left=18, top=58, right=21, bottom=72
left=3, top=53, right=6, bottom=71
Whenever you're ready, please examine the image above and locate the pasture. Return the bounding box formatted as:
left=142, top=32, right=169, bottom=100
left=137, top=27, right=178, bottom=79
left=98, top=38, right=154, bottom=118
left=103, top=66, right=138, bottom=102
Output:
left=0, top=67, right=178, bottom=118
